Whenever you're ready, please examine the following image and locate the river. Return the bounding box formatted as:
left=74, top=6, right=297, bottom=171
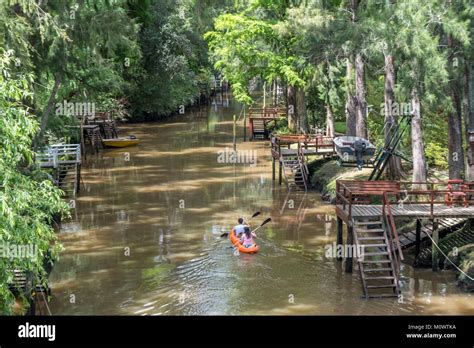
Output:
left=49, top=94, right=473, bottom=315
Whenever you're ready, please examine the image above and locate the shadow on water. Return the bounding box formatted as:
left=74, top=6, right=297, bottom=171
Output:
left=49, top=96, right=473, bottom=315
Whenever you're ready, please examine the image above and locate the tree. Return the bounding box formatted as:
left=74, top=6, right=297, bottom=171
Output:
left=205, top=1, right=307, bottom=131
left=442, top=0, right=472, bottom=179
left=0, top=50, right=68, bottom=314
left=394, top=0, right=452, bottom=184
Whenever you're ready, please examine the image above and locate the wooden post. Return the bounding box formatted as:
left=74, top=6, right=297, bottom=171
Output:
left=249, top=118, right=254, bottom=141
left=243, top=107, right=247, bottom=142
left=345, top=224, right=353, bottom=273
left=432, top=219, right=439, bottom=272
left=415, top=219, right=422, bottom=257
left=272, top=156, right=276, bottom=181
left=263, top=82, right=266, bottom=108
left=233, top=114, right=236, bottom=152
left=278, top=159, right=282, bottom=185
left=80, top=118, right=86, bottom=160
left=337, top=217, right=343, bottom=261
left=76, top=164, right=81, bottom=194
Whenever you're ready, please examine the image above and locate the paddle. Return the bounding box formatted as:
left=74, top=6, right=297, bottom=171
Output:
left=251, top=217, right=271, bottom=234
left=220, top=211, right=261, bottom=238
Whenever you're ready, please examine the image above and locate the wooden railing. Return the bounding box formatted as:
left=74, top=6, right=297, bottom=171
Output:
left=271, top=134, right=335, bottom=158
left=336, top=179, right=474, bottom=220
left=382, top=192, right=404, bottom=279
left=297, top=142, right=310, bottom=190
left=382, top=189, right=474, bottom=218
left=249, top=107, right=286, bottom=119
left=336, top=180, right=401, bottom=221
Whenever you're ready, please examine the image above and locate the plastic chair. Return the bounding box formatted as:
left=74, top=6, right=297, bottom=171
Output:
left=444, top=180, right=468, bottom=207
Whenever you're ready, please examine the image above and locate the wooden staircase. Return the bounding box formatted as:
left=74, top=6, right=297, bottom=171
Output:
left=280, top=156, right=308, bottom=191
left=353, top=216, right=401, bottom=298
left=280, top=144, right=309, bottom=191
left=56, top=163, right=79, bottom=198
left=251, top=119, right=267, bottom=140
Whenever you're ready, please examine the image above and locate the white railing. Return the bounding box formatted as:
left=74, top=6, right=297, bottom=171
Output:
left=37, top=144, right=81, bottom=168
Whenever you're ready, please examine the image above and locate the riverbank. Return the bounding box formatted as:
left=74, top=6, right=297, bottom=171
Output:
left=307, top=158, right=371, bottom=202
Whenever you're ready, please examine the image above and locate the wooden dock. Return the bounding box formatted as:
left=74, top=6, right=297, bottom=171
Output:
left=270, top=133, right=336, bottom=191
left=37, top=144, right=81, bottom=198
left=334, top=179, right=474, bottom=298
left=398, top=218, right=466, bottom=249
left=337, top=204, right=474, bottom=220
left=248, top=107, right=286, bottom=140
left=271, top=134, right=335, bottom=159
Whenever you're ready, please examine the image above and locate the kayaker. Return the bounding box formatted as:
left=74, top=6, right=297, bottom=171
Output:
left=233, top=218, right=247, bottom=238
left=240, top=227, right=257, bottom=248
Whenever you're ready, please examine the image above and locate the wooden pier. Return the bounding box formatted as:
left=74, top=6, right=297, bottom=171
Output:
left=89, top=117, right=119, bottom=139
left=37, top=144, right=82, bottom=198
left=248, top=107, right=286, bottom=140
left=270, top=134, right=336, bottom=191
left=82, top=124, right=103, bottom=153
left=398, top=218, right=465, bottom=250
left=270, top=134, right=335, bottom=158
left=335, top=179, right=474, bottom=298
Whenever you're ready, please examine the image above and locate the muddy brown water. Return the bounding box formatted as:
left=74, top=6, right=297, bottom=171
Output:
left=49, top=96, right=473, bottom=315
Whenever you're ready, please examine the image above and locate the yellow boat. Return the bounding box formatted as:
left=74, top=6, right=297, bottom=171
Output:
left=102, top=136, right=140, bottom=148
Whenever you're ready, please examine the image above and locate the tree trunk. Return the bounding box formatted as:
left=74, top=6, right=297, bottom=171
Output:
left=345, top=58, right=357, bottom=136
left=448, top=81, right=465, bottom=179
left=346, top=0, right=359, bottom=137
left=447, top=36, right=465, bottom=179
left=355, top=53, right=368, bottom=139
left=296, top=87, right=308, bottom=133
left=411, top=86, right=427, bottom=186
left=287, top=85, right=297, bottom=132
left=273, top=80, right=278, bottom=106
left=326, top=102, right=335, bottom=137
left=384, top=53, right=403, bottom=179
left=36, top=73, right=63, bottom=145
left=467, top=61, right=474, bottom=180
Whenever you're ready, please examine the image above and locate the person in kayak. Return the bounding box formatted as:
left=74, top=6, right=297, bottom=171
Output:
left=233, top=218, right=247, bottom=238
left=240, top=227, right=257, bottom=248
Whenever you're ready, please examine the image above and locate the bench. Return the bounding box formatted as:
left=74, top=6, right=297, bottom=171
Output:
left=337, top=180, right=401, bottom=205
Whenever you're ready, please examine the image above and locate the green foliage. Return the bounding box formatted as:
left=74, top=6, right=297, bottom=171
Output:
left=334, top=122, right=346, bottom=134
left=266, top=117, right=290, bottom=134
left=127, top=0, right=230, bottom=118
left=205, top=5, right=306, bottom=105
left=425, top=142, right=449, bottom=170
left=0, top=51, right=69, bottom=314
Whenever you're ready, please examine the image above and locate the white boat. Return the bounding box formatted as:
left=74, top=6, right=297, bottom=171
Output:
left=333, top=136, right=376, bottom=167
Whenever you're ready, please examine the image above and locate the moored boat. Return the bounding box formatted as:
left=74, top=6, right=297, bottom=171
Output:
left=333, top=136, right=376, bottom=168
left=102, top=136, right=140, bottom=148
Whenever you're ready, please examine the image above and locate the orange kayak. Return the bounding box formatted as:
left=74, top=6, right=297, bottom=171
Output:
left=229, top=228, right=259, bottom=254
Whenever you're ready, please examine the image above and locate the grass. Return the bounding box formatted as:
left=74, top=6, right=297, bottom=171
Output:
left=308, top=159, right=371, bottom=201
left=334, top=121, right=346, bottom=134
